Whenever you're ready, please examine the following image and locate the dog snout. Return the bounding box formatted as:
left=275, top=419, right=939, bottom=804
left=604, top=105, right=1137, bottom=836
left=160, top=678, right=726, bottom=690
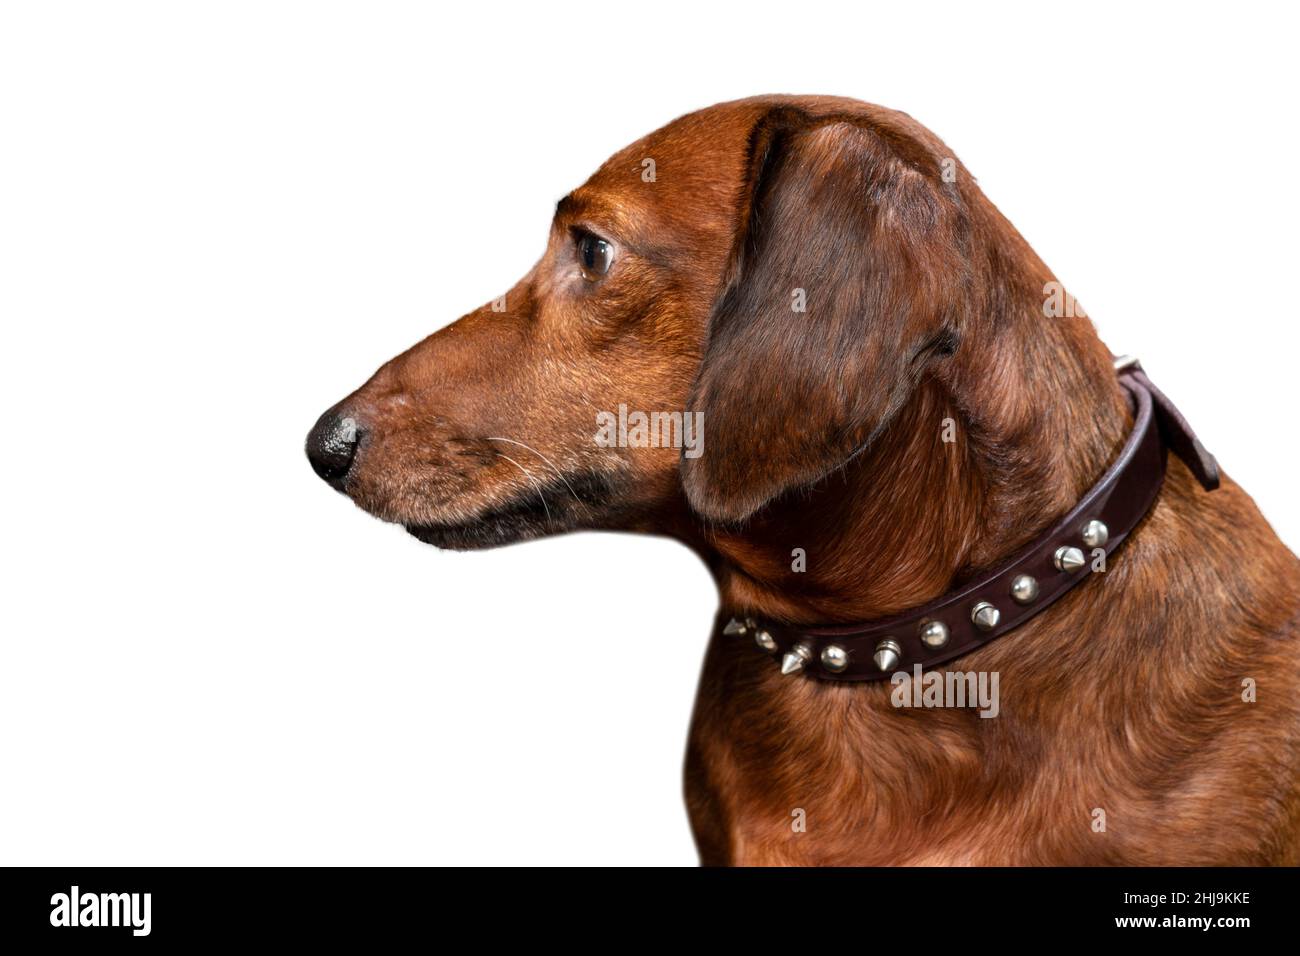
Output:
left=306, top=408, right=361, bottom=487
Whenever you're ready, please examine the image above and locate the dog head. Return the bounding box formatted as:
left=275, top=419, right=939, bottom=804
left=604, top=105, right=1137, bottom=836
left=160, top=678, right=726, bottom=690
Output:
left=306, top=96, right=976, bottom=549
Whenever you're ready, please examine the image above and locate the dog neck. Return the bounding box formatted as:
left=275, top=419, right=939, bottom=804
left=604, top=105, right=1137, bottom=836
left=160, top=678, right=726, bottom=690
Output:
left=698, top=312, right=1130, bottom=626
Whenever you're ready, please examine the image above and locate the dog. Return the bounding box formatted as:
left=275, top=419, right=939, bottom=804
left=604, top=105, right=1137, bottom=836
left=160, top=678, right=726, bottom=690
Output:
left=306, top=95, right=1300, bottom=865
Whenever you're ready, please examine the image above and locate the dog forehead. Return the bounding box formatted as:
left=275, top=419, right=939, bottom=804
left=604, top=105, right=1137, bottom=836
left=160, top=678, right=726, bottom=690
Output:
left=566, top=96, right=925, bottom=237
left=608, top=101, right=761, bottom=181
left=557, top=100, right=770, bottom=254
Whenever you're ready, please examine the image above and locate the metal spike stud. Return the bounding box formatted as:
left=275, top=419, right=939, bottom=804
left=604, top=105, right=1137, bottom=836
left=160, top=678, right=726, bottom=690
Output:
left=1054, top=545, right=1086, bottom=572
left=1010, top=574, right=1039, bottom=604
left=781, top=642, right=813, bottom=675
left=971, top=601, right=1000, bottom=631
left=754, top=629, right=777, bottom=652
left=723, top=617, right=748, bottom=636
left=919, top=620, right=950, bottom=649
left=820, top=644, right=849, bottom=673
left=873, top=639, right=902, bottom=673
left=1081, top=519, right=1109, bottom=548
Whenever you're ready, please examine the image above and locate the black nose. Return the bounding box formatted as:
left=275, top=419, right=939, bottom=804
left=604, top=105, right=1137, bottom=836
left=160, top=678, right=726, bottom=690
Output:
left=306, top=409, right=360, bottom=485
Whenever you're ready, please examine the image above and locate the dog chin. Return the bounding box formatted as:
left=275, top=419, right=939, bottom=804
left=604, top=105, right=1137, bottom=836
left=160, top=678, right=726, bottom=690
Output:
left=402, top=469, right=621, bottom=551
left=405, top=513, right=557, bottom=550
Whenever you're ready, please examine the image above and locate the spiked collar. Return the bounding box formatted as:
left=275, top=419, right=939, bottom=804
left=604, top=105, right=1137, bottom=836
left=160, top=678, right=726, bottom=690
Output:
left=720, top=357, right=1221, bottom=681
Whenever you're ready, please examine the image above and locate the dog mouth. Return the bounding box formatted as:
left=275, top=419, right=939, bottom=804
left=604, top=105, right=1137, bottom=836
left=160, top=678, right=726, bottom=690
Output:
left=403, top=469, right=623, bottom=550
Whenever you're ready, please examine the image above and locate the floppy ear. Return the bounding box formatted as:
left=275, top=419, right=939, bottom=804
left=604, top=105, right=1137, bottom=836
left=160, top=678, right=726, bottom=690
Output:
left=680, top=109, right=964, bottom=523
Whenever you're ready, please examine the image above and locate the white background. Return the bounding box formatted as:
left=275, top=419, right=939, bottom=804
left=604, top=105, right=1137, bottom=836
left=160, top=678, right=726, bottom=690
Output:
left=2, top=1, right=1296, bottom=865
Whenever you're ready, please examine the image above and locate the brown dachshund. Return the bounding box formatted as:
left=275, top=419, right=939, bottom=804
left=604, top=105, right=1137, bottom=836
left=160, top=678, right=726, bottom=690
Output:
left=306, top=95, right=1300, bottom=865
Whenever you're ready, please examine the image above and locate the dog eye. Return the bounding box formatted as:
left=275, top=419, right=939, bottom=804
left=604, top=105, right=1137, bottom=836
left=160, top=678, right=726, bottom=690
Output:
left=577, top=232, right=613, bottom=281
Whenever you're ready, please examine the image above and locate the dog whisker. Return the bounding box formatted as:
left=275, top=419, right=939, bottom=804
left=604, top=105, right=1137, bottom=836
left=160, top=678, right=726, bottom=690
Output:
left=486, top=436, right=583, bottom=504
left=494, top=452, right=551, bottom=522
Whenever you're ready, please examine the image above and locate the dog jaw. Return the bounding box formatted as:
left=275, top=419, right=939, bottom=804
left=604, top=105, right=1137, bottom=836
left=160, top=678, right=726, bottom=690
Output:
left=400, top=468, right=625, bottom=550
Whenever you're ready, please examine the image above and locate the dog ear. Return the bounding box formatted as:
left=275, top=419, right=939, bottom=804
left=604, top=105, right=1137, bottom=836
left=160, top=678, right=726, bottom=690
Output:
left=680, top=109, right=963, bottom=523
